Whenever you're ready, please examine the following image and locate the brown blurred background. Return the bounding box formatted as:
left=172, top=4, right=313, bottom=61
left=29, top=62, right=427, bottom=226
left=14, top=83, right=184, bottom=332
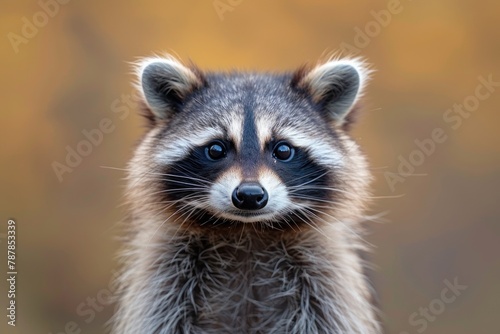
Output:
left=1, top=1, right=499, bottom=333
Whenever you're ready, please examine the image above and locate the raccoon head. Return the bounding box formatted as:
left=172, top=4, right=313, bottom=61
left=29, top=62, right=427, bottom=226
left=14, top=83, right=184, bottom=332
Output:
left=128, top=55, right=372, bottom=231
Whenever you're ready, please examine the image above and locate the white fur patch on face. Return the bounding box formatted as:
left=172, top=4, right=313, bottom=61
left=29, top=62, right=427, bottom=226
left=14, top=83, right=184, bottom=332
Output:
left=226, top=113, right=244, bottom=149
left=258, top=168, right=290, bottom=214
left=153, top=128, right=224, bottom=165
left=255, top=115, right=273, bottom=149
left=207, top=167, right=291, bottom=223
left=209, top=167, right=241, bottom=212
left=276, top=126, right=345, bottom=168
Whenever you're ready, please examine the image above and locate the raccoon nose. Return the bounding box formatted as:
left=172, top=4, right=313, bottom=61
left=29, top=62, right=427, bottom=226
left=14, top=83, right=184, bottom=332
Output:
left=232, top=182, right=268, bottom=210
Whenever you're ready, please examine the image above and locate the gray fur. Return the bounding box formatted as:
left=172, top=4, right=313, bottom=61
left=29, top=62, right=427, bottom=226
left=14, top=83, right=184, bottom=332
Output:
left=113, top=224, right=380, bottom=333
left=112, top=56, right=381, bottom=334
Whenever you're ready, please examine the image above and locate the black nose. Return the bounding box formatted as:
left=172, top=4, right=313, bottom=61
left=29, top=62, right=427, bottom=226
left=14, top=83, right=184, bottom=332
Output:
left=232, top=182, right=268, bottom=210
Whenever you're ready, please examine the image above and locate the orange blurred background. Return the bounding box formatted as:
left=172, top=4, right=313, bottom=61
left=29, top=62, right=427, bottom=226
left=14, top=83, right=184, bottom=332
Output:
left=1, top=1, right=499, bottom=333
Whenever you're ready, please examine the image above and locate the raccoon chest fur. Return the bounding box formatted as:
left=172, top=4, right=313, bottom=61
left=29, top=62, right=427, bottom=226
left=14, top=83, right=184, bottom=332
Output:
left=167, top=232, right=305, bottom=332
left=120, top=226, right=376, bottom=333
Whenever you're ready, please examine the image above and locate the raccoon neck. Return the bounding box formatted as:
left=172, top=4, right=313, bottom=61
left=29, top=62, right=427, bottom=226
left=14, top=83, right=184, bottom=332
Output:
left=114, top=220, right=381, bottom=333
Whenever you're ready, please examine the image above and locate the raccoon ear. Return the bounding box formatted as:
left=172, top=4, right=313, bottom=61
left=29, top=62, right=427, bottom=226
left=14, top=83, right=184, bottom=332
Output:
left=293, top=59, right=371, bottom=125
left=136, top=56, right=205, bottom=119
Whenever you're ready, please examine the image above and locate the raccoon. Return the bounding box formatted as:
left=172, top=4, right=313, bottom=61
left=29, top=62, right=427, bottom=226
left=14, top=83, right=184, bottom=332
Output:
left=111, top=55, right=381, bottom=334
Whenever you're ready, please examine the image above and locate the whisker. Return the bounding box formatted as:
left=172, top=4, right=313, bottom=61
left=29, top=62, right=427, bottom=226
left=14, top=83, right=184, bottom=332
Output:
left=146, top=195, right=209, bottom=240
left=159, top=173, right=212, bottom=185
left=158, top=178, right=210, bottom=188
left=289, top=206, right=331, bottom=241
left=289, top=186, right=406, bottom=200
left=287, top=170, right=331, bottom=189
left=149, top=188, right=208, bottom=196
left=298, top=205, right=367, bottom=245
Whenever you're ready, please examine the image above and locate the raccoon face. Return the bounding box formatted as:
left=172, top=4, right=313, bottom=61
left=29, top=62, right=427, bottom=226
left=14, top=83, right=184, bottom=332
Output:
left=128, top=56, right=371, bottom=229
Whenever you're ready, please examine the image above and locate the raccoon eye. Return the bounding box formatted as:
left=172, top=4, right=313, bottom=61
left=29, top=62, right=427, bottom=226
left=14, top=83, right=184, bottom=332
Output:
left=273, top=142, right=294, bottom=161
left=206, top=141, right=227, bottom=160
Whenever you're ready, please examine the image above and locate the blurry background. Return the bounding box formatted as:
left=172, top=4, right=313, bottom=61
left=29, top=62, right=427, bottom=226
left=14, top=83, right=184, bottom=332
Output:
left=1, top=1, right=499, bottom=333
